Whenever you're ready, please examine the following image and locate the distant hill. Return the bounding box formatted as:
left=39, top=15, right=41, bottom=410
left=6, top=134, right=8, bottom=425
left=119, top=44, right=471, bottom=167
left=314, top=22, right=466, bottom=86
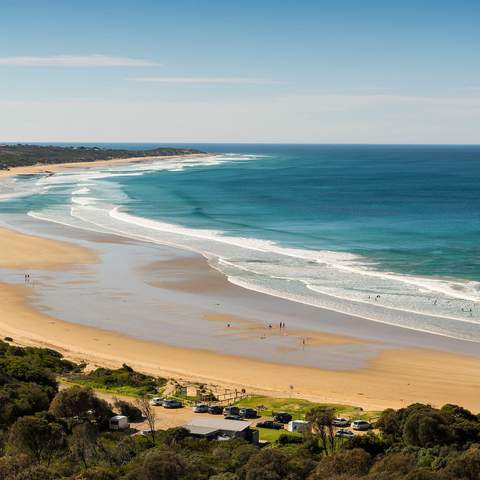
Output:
left=0, top=144, right=205, bottom=170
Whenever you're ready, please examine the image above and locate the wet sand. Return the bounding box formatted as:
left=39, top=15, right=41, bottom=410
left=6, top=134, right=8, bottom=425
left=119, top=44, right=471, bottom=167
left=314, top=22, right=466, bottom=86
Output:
left=0, top=227, right=95, bottom=269
left=1, top=225, right=480, bottom=411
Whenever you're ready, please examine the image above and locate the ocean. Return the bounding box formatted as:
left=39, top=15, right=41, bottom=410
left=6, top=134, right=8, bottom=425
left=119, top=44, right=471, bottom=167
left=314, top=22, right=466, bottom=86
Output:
left=2, top=143, right=480, bottom=343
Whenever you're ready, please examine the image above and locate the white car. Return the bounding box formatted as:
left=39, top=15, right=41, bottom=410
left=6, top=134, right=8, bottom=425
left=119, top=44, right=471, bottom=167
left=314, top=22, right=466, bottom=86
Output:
left=332, top=417, right=350, bottom=427
left=335, top=429, right=355, bottom=438
left=149, top=397, right=164, bottom=406
left=192, top=404, right=209, bottom=413
left=351, top=420, right=372, bottom=431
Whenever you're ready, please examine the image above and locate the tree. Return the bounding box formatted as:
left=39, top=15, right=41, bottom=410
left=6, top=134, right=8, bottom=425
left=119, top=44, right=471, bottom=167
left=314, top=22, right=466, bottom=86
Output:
left=7, top=415, right=65, bottom=465
left=113, top=398, right=142, bottom=421
left=242, top=449, right=290, bottom=480
left=135, top=397, right=156, bottom=442
left=308, top=448, right=372, bottom=479
left=305, top=406, right=336, bottom=455
left=70, top=422, right=99, bottom=469
left=12, top=383, right=51, bottom=417
left=403, top=411, right=451, bottom=447
left=441, top=447, right=480, bottom=480
left=141, top=450, right=186, bottom=480
left=368, top=452, right=416, bottom=478
left=49, top=386, right=113, bottom=428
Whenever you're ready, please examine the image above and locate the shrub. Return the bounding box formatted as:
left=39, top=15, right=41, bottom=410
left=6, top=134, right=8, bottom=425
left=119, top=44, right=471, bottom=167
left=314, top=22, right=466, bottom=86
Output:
left=113, top=399, right=142, bottom=421
left=308, top=448, right=372, bottom=479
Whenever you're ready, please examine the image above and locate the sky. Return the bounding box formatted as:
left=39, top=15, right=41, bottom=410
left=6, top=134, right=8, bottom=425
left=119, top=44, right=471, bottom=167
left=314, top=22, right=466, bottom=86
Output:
left=0, top=0, right=479, bottom=144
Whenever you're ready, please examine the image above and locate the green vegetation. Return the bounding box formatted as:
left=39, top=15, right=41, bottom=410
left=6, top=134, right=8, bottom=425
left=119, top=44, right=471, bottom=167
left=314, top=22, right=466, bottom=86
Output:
left=1, top=340, right=480, bottom=479
left=235, top=395, right=379, bottom=421
left=63, top=363, right=167, bottom=397
left=0, top=144, right=205, bottom=170
left=256, top=427, right=302, bottom=443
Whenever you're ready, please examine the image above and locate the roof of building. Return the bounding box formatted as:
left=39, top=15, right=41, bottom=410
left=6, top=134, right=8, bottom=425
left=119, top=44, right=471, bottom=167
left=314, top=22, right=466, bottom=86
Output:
left=185, top=417, right=252, bottom=433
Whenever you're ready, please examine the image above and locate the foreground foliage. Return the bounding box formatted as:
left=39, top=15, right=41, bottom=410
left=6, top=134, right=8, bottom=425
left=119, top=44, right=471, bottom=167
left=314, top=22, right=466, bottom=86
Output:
left=0, top=340, right=479, bottom=479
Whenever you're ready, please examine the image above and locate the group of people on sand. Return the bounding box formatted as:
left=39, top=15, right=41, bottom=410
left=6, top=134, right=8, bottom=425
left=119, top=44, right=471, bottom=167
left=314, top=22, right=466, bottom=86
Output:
left=24, top=273, right=31, bottom=283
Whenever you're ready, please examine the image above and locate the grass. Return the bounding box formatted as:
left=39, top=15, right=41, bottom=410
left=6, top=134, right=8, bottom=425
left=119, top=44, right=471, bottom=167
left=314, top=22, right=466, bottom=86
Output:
left=234, top=395, right=380, bottom=421
left=255, top=427, right=302, bottom=443
left=60, top=378, right=152, bottom=398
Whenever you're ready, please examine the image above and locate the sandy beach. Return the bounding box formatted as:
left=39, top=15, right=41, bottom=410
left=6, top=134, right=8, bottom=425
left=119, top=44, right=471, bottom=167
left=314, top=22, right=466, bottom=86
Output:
left=1, top=225, right=480, bottom=412
left=0, top=152, right=207, bottom=178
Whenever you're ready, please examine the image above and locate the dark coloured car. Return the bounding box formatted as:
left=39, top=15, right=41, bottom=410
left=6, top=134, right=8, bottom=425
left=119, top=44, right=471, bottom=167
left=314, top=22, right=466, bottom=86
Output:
left=274, top=412, right=292, bottom=424
left=208, top=405, right=223, bottom=415
left=239, top=408, right=258, bottom=419
left=223, top=406, right=240, bottom=416
left=256, top=420, right=283, bottom=430
left=224, top=414, right=243, bottom=421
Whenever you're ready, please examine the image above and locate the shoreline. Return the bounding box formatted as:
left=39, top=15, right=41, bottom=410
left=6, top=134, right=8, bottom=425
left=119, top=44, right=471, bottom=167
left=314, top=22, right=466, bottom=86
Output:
left=0, top=152, right=210, bottom=178
left=1, top=226, right=480, bottom=411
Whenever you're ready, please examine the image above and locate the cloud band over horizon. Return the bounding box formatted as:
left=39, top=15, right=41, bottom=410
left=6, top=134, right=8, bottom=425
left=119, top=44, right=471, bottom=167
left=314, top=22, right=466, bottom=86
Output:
left=0, top=55, right=160, bottom=67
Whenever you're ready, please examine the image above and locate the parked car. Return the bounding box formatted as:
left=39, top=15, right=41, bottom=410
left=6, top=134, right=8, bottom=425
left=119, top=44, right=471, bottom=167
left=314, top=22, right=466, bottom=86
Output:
left=239, top=408, right=257, bottom=419
left=224, top=414, right=244, bottom=421
left=256, top=420, right=284, bottom=430
left=163, top=399, right=183, bottom=409
left=332, top=417, right=350, bottom=427
left=140, top=428, right=156, bottom=436
left=335, top=429, right=355, bottom=438
left=223, top=406, right=240, bottom=416
left=192, top=404, right=209, bottom=413
left=274, top=412, right=293, bottom=424
left=208, top=405, right=223, bottom=415
left=149, top=397, right=163, bottom=406
left=351, top=420, right=372, bottom=431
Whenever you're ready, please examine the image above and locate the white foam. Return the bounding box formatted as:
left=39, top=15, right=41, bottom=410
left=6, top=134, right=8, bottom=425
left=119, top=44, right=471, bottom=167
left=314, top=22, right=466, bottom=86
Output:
left=71, top=187, right=90, bottom=195
left=15, top=152, right=480, bottom=343
left=110, top=208, right=359, bottom=264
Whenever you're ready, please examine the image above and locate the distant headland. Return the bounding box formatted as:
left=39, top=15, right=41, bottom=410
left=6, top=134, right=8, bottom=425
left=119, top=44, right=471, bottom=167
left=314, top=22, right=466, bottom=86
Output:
left=0, top=144, right=205, bottom=170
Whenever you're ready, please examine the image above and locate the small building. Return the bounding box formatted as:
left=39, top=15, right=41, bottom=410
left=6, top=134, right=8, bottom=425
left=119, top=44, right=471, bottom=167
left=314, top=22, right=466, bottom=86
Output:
left=184, top=417, right=259, bottom=444
left=109, top=415, right=129, bottom=431
left=287, top=420, right=310, bottom=433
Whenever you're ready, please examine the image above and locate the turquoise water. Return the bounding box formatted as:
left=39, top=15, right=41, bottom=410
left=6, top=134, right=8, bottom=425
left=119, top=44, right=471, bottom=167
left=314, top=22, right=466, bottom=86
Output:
left=2, top=144, right=480, bottom=342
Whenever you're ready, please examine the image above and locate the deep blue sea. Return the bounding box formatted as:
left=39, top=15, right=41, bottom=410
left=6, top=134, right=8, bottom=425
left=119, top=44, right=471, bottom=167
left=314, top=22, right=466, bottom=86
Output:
left=2, top=144, right=480, bottom=342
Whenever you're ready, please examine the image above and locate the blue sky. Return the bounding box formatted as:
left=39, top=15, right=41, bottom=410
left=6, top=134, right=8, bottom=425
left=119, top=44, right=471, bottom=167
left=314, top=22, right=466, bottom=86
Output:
left=0, top=0, right=479, bottom=143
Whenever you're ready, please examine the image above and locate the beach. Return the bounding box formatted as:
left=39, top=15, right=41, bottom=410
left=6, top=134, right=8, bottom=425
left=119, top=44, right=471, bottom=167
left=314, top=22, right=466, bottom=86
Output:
left=1, top=222, right=480, bottom=412
left=0, top=152, right=207, bottom=178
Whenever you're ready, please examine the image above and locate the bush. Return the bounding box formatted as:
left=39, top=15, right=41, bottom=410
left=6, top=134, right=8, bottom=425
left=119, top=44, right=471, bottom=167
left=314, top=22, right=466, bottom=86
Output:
left=7, top=415, right=65, bottom=463
left=242, top=449, right=290, bottom=480
left=308, top=448, right=372, bottom=479
left=141, top=450, right=187, bottom=480
left=277, top=433, right=303, bottom=445
left=113, top=399, right=142, bottom=421
left=49, top=386, right=113, bottom=428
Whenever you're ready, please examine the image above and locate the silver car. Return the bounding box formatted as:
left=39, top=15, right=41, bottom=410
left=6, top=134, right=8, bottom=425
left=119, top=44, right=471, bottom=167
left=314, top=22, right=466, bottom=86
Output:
left=192, top=404, right=209, bottom=413
left=332, top=417, right=350, bottom=427
left=351, top=420, right=372, bottom=431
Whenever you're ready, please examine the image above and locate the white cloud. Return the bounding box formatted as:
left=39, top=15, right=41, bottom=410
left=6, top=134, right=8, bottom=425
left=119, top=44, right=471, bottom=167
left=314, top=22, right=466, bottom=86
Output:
left=0, top=55, right=159, bottom=67
left=131, top=76, right=281, bottom=84
left=0, top=94, right=479, bottom=143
